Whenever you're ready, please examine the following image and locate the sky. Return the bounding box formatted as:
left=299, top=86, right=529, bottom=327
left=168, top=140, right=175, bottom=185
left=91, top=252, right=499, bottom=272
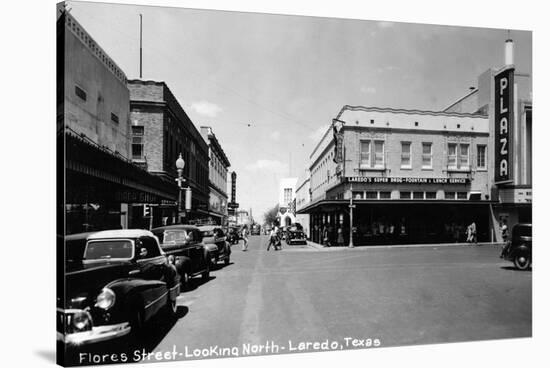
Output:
left=66, top=0, right=532, bottom=222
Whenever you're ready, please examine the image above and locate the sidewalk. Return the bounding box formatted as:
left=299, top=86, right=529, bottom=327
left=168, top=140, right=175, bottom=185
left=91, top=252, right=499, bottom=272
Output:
left=304, top=240, right=505, bottom=251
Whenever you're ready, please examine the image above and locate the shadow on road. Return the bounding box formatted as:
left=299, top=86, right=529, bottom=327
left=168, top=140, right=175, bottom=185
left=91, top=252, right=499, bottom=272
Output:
left=63, top=306, right=189, bottom=366
left=500, top=266, right=532, bottom=272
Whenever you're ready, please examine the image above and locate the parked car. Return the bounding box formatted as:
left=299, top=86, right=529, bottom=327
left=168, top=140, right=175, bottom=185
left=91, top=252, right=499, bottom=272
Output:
left=152, top=224, right=210, bottom=288
left=251, top=224, right=261, bottom=235
left=501, top=223, right=532, bottom=270
left=57, top=229, right=180, bottom=347
left=198, top=225, right=231, bottom=266
left=286, top=226, right=307, bottom=245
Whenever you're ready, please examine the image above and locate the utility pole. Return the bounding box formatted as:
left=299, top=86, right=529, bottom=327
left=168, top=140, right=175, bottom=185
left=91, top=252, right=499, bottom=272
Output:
left=139, top=14, right=143, bottom=78
left=348, top=183, right=355, bottom=248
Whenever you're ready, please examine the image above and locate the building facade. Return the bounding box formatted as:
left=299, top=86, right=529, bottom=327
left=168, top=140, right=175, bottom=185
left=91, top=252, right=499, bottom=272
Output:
left=201, top=126, right=231, bottom=225
left=277, top=177, right=298, bottom=227
left=59, top=11, right=175, bottom=234
left=295, top=174, right=311, bottom=236
left=444, top=39, right=532, bottom=241
left=299, top=105, right=491, bottom=246
left=128, top=80, right=210, bottom=227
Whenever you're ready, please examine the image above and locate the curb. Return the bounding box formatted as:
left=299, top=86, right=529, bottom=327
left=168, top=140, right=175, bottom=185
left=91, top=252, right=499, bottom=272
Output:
left=305, top=241, right=505, bottom=251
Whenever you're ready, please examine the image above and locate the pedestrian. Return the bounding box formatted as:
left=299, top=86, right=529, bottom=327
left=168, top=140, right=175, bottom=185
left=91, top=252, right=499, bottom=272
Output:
left=500, top=224, right=510, bottom=258
left=465, top=224, right=473, bottom=244
left=267, top=226, right=276, bottom=251
left=337, top=226, right=344, bottom=247
left=241, top=225, right=249, bottom=251
left=470, top=221, right=477, bottom=245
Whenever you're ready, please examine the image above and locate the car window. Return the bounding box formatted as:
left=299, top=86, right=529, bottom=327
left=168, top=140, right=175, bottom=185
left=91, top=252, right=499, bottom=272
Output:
left=514, top=226, right=532, bottom=238
left=162, top=230, right=188, bottom=244
left=84, top=240, right=133, bottom=260
left=138, top=236, right=161, bottom=258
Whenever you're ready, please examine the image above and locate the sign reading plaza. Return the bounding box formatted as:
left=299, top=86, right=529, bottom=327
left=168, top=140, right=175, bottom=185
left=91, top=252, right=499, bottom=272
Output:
left=494, top=66, right=514, bottom=184
left=345, top=176, right=471, bottom=184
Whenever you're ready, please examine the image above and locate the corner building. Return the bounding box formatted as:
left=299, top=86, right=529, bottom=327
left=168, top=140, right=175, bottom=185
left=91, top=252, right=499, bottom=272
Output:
left=299, top=105, right=492, bottom=246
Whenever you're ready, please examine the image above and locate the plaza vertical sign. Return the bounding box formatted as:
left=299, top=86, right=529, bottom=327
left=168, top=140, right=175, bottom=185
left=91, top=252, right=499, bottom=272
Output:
left=494, top=67, right=514, bottom=184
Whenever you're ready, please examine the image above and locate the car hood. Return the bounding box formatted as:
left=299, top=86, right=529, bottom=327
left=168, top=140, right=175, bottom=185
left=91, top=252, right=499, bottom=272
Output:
left=61, top=261, right=134, bottom=309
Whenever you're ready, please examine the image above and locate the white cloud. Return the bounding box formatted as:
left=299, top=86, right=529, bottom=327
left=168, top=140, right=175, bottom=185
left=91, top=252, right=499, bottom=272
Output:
left=269, top=131, right=281, bottom=140
left=189, top=101, right=222, bottom=117
left=245, top=159, right=288, bottom=172
left=309, top=126, right=328, bottom=142
left=361, top=86, right=377, bottom=94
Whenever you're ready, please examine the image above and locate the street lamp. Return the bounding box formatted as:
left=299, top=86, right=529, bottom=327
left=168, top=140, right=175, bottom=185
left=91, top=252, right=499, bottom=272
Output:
left=348, top=183, right=355, bottom=248
left=175, top=153, right=187, bottom=223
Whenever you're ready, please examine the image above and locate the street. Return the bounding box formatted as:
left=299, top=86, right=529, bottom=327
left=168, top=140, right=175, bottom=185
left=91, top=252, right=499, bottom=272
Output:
left=68, top=235, right=531, bottom=365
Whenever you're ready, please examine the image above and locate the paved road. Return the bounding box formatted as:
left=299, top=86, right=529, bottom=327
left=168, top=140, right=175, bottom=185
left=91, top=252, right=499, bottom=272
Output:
left=70, top=236, right=531, bottom=365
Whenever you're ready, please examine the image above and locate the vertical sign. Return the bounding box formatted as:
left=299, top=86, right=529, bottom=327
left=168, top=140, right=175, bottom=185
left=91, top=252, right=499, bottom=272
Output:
left=231, top=171, right=237, bottom=203
left=494, top=67, right=514, bottom=184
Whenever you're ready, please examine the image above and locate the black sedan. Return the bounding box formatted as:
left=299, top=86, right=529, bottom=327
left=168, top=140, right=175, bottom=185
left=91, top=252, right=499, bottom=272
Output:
left=501, top=223, right=532, bottom=270
left=286, top=226, right=307, bottom=245
left=58, top=229, right=180, bottom=347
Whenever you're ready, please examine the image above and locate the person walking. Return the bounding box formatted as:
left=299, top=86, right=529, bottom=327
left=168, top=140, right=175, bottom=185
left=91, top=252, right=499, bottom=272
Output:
left=267, top=226, right=276, bottom=251
left=466, top=224, right=473, bottom=244
left=470, top=221, right=477, bottom=245
left=241, top=225, right=249, bottom=251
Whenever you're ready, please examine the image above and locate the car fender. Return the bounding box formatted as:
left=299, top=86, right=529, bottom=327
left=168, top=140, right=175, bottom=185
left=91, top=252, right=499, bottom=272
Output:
left=175, top=256, right=192, bottom=274
left=511, top=244, right=531, bottom=259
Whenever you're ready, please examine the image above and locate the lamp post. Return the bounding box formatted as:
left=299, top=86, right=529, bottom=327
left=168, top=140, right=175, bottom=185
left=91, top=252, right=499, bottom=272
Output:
left=349, top=183, right=355, bottom=248
left=175, top=153, right=186, bottom=223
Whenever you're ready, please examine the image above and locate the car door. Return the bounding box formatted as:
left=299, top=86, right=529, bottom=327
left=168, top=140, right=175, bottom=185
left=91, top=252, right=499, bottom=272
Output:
left=134, top=236, right=170, bottom=319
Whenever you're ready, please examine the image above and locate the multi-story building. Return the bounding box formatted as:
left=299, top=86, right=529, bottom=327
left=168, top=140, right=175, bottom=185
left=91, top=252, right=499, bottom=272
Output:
left=277, top=177, right=298, bottom=227
left=128, top=80, right=210, bottom=226
left=201, top=126, right=231, bottom=225
left=58, top=10, right=174, bottom=234
left=295, top=172, right=311, bottom=236
left=444, top=38, right=532, bottom=240
left=299, top=105, right=490, bottom=246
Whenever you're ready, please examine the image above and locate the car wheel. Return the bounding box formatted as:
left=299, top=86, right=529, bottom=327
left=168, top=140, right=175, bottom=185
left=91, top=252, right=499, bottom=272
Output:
left=129, top=308, right=145, bottom=338
left=514, top=253, right=531, bottom=270
left=180, top=272, right=190, bottom=290
left=165, top=295, right=177, bottom=317
left=224, top=254, right=230, bottom=265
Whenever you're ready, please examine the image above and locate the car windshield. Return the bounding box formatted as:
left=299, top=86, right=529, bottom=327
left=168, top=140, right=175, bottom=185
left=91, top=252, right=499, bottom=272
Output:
left=513, top=226, right=532, bottom=238
left=84, top=240, right=134, bottom=260
left=202, top=231, right=214, bottom=237
left=162, top=230, right=188, bottom=244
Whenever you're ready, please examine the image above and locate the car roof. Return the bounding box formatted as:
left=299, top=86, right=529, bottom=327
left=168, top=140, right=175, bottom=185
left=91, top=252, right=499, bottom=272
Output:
left=197, top=225, right=220, bottom=231
left=88, top=229, right=154, bottom=240
left=65, top=231, right=97, bottom=241
left=152, top=224, right=199, bottom=232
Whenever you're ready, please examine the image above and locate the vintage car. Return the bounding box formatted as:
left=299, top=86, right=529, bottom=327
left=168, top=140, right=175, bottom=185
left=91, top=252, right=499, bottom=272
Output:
left=250, top=224, right=261, bottom=236
left=501, top=223, right=532, bottom=270
left=198, top=225, right=231, bottom=266
left=286, top=226, right=307, bottom=245
left=57, top=229, right=180, bottom=347
left=151, top=224, right=210, bottom=288
left=226, top=226, right=240, bottom=245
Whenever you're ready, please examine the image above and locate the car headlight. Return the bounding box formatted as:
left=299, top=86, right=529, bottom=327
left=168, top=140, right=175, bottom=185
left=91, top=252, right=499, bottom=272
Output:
left=168, top=255, right=175, bottom=264
left=72, top=310, right=92, bottom=332
left=95, top=288, right=116, bottom=310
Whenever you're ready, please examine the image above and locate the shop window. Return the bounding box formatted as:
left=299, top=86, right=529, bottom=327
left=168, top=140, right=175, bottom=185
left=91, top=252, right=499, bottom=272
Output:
left=457, top=192, right=468, bottom=200
left=422, top=143, right=432, bottom=169
left=353, top=191, right=364, bottom=199
left=477, top=145, right=487, bottom=169
left=131, top=126, right=145, bottom=160
left=366, top=191, right=377, bottom=199
left=380, top=191, right=391, bottom=199
left=413, top=191, right=424, bottom=199
left=400, top=191, right=411, bottom=199
left=401, top=142, right=411, bottom=168
left=426, top=191, right=436, bottom=199
left=445, top=191, right=456, bottom=200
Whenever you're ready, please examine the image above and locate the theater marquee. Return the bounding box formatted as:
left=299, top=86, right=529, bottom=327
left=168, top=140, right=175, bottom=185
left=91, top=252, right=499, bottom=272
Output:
left=494, top=67, right=514, bottom=184
left=345, top=177, right=471, bottom=184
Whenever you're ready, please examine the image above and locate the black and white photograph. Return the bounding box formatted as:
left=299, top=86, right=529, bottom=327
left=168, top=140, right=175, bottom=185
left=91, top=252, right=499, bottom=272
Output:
left=6, top=0, right=547, bottom=367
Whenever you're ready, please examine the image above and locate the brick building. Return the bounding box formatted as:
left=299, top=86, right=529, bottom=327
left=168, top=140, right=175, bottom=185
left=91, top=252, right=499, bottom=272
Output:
left=58, top=10, right=175, bottom=234
left=200, top=127, right=231, bottom=225
left=128, top=80, right=210, bottom=226
left=298, top=105, right=491, bottom=246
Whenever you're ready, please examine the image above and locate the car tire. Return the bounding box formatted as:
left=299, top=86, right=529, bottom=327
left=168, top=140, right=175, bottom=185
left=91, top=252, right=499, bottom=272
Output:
left=224, top=254, right=230, bottom=265
left=165, top=295, right=177, bottom=318
left=514, top=253, right=531, bottom=270
left=180, top=272, right=190, bottom=290
left=202, top=264, right=210, bottom=280
left=129, top=308, right=145, bottom=339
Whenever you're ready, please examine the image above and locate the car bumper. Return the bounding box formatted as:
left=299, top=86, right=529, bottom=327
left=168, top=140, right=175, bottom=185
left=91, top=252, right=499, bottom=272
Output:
left=58, top=322, right=131, bottom=346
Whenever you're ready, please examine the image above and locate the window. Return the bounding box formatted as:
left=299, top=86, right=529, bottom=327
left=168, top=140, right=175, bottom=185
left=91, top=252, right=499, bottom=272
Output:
left=426, top=191, right=436, bottom=199
left=360, top=141, right=371, bottom=167
left=445, top=191, right=456, bottom=200
left=422, top=143, right=432, bottom=168
left=380, top=191, right=391, bottom=199
left=447, top=143, right=457, bottom=168
left=284, top=188, right=292, bottom=204
left=477, top=145, right=487, bottom=169
left=400, top=191, right=411, bottom=199
left=457, top=192, right=468, bottom=200
left=366, top=191, right=377, bottom=199
left=374, top=141, right=384, bottom=167
left=353, top=191, right=364, bottom=199
left=111, top=113, right=119, bottom=124
left=459, top=144, right=469, bottom=168
left=401, top=142, right=411, bottom=168
left=413, top=192, right=424, bottom=199
left=75, top=85, right=87, bottom=101
left=131, top=126, right=145, bottom=160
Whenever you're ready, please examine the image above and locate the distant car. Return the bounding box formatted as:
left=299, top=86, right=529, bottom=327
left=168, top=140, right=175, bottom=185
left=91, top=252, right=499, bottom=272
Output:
left=57, top=230, right=180, bottom=347
left=251, top=225, right=261, bottom=236
left=152, top=224, right=211, bottom=288
left=226, top=227, right=240, bottom=245
left=286, top=226, right=307, bottom=245
left=501, top=223, right=532, bottom=270
left=198, top=226, right=231, bottom=266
